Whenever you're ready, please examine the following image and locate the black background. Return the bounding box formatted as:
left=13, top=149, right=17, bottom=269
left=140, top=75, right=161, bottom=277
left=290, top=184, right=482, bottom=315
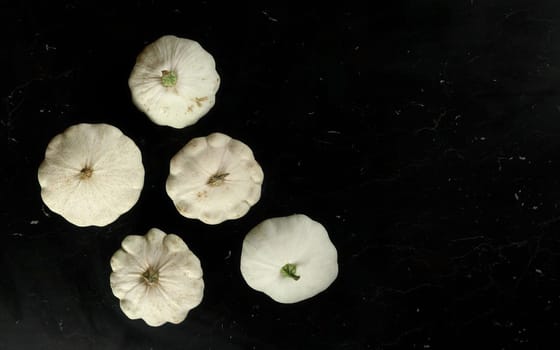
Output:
left=3, top=0, right=560, bottom=349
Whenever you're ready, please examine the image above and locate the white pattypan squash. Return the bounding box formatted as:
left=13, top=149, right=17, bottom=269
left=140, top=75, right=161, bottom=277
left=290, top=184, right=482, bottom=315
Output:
left=37, top=123, right=144, bottom=227
left=240, top=214, right=338, bottom=304
left=128, top=35, right=220, bottom=128
left=166, top=132, right=264, bottom=225
left=110, top=228, right=204, bottom=327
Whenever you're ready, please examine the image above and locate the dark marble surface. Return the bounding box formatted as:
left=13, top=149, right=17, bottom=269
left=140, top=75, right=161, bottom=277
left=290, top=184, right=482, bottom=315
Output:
left=3, top=1, right=560, bottom=349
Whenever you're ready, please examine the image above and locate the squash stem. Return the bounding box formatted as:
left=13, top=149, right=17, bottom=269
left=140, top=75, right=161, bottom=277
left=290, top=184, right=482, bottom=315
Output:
left=281, top=263, right=300, bottom=281
left=79, top=166, right=93, bottom=180
left=142, top=267, right=159, bottom=286
left=207, top=172, right=229, bottom=187
left=161, top=70, right=177, bottom=87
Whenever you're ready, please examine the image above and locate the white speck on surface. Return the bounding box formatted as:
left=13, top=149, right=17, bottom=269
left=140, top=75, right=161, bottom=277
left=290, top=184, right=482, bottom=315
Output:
left=514, top=193, right=519, bottom=201
left=58, top=320, right=63, bottom=332
left=30, top=220, right=39, bottom=225
left=11, top=232, right=23, bottom=237
left=224, top=250, right=232, bottom=260
left=535, top=268, right=543, bottom=275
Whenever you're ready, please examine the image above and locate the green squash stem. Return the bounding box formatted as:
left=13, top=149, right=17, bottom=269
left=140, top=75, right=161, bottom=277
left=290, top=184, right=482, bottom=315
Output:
left=161, top=70, right=177, bottom=87
left=281, top=263, right=300, bottom=281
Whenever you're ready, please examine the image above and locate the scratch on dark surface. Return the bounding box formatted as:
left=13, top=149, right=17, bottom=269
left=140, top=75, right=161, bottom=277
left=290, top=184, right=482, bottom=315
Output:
left=449, top=235, right=486, bottom=242
left=450, top=242, right=494, bottom=261
left=261, top=10, right=278, bottom=22
left=514, top=233, right=545, bottom=290
left=380, top=327, right=426, bottom=348
left=537, top=215, right=560, bottom=227
left=351, top=244, right=374, bottom=258
left=3, top=81, right=31, bottom=135
left=460, top=308, right=496, bottom=328
left=381, top=283, right=438, bottom=296
left=312, top=137, right=335, bottom=145
left=0, top=251, right=22, bottom=321
left=414, top=110, right=446, bottom=134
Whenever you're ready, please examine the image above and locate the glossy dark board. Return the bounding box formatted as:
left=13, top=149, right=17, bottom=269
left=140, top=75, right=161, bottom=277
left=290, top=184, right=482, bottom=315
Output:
left=2, top=0, right=560, bottom=349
